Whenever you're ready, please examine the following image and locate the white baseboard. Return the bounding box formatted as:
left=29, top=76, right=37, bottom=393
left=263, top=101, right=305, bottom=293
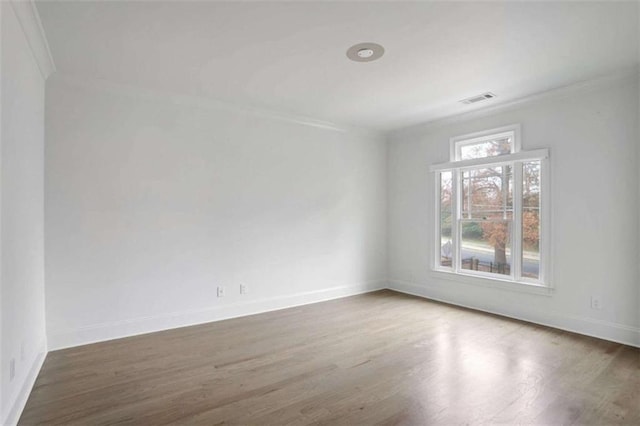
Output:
left=2, top=340, right=47, bottom=426
left=49, top=280, right=386, bottom=350
left=49, top=279, right=639, bottom=351
left=388, top=280, right=640, bottom=348
left=8, top=279, right=638, bottom=425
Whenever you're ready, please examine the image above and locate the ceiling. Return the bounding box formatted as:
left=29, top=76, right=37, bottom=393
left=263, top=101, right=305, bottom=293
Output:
left=36, top=1, right=639, bottom=131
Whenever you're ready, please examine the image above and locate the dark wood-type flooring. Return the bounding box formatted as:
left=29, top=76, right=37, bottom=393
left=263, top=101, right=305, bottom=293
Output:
left=20, top=290, right=640, bottom=425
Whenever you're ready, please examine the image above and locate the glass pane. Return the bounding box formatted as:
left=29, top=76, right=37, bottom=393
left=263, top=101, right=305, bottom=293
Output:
left=522, top=161, right=541, bottom=279
left=461, top=220, right=512, bottom=276
left=461, top=166, right=513, bottom=220
left=439, top=171, right=453, bottom=268
left=459, top=136, right=512, bottom=160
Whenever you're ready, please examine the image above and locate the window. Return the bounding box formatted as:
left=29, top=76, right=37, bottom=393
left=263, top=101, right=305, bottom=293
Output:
left=432, top=125, right=549, bottom=287
left=454, top=130, right=516, bottom=161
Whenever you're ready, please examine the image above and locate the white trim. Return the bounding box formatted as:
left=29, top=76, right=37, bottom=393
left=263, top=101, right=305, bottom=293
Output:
left=432, top=146, right=549, bottom=288
left=430, top=148, right=549, bottom=172
left=8, top=280, right=639, bottom=426
left=454, top=167, right=463, bottom=272
left=538, top=157, right=552, bottom=287
left=433, top=171, right=441, bottom=271
left=430, top=270, right=552, bottom=296
left=388, top=280, right=640, bottom=348
left=433, top=170, right=456, bottom=272
left=8, top=0, right=55, bottom=79
left=450, top=124, right=521, bottom=161
left=388, top=66, right=639, bottom=138
left=48, top=73, right=376, bottom=136
left=48, top=280, right=386, bottom=350
left=2, top=339, right=47, bottom=426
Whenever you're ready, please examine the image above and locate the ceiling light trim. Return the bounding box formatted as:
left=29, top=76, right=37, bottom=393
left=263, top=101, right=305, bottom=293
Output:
left=347, top=43, right=385, bottom=62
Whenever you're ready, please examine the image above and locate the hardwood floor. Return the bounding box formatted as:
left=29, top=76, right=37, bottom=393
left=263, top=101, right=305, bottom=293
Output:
left=20, top=290, right=640, bottom=425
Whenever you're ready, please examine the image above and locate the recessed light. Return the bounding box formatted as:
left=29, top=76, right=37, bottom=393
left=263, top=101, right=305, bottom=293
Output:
left=347, top=43, right=384, bottom=62
left=357, top=48, right=374, bottom=59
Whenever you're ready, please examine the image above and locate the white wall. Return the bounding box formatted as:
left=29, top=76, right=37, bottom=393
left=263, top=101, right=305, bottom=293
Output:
left=387, top=73, right=640, bottom=347
left=45, top=76, right=387, bottom=350
left=0, top=2, right=49, bottom=424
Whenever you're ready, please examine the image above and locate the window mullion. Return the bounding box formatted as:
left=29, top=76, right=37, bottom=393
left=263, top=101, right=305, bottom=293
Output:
left=513, top=161, right=523, bottom=280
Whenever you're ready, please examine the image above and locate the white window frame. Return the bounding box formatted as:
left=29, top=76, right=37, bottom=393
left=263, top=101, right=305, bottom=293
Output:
left=450, top=124, right=521, bottom=161
left=431, top=124, right=551, bottom=289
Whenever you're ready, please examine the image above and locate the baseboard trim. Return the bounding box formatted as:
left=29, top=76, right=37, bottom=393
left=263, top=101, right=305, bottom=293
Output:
left=388, top=280, right=640, bottom=348
left=11, top=279, right=639, bottom=425
left=49, top=280, right=386, bottom=350
left=2, top=340, right=47, bottom=426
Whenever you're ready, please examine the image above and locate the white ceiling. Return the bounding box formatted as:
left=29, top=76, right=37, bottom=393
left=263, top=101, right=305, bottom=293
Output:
left=36, top=1, right=639, bottom=131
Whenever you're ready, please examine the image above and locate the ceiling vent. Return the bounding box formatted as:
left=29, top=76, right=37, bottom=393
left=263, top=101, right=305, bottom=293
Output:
left=460, top=92, right=496, bottom=105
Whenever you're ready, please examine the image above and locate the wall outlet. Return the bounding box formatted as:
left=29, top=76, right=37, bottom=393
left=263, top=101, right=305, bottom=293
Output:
left=591, top=296, right=602, bottom=310
left=240, top=284, right=248, bottom=295
left=217, top=286, right=225, bottom=297
left=9, top=359, right=15, bottom=382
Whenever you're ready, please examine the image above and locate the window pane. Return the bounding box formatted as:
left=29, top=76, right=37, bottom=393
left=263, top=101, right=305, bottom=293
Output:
left=461, top=220, right=512, bottom=276
left=439, top=171, right=453, bottom=268
left=522, top=161, right=541, bottom=279
left=459, top=136, right=512, bottom=160
left=461, top=166, right=513, bottom=220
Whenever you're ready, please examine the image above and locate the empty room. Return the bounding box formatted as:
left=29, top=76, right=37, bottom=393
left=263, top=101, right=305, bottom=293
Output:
left=2, top=0, right=639, bottom=424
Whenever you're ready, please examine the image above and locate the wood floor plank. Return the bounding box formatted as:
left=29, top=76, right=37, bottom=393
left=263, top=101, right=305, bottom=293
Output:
left=19, top=290, right=640, bottom=425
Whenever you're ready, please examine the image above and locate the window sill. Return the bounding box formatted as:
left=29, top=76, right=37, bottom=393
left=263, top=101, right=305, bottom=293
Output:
left=430, top=269, right=553, bottom=296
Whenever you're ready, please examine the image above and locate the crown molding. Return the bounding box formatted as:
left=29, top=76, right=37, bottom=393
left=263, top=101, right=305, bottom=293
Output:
left=48, top=72, right=385, bottom=138
left=388, top=66, right=640, bottom=139
left=9, top=0, right=56, bottom=80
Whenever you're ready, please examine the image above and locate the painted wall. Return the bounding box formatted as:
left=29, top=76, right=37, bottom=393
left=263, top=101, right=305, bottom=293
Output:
left=0, top=2, right=48, bottom=424
left=45, top=76, right=387, bottom=350
left=387, top=74, right=640, bottom=347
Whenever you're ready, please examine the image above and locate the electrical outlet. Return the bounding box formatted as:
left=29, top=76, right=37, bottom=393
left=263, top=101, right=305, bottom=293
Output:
left=240, top=284, right=248, bottom=295
left=9, top=359, right=15, bottom=382
left=217, top=286, right=225, bottom=297
left=591, top=296, right=602, bottom=310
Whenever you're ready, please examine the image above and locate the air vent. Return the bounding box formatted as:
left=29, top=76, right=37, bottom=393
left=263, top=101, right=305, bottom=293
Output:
left=460, top=92, right=496, bottom=105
